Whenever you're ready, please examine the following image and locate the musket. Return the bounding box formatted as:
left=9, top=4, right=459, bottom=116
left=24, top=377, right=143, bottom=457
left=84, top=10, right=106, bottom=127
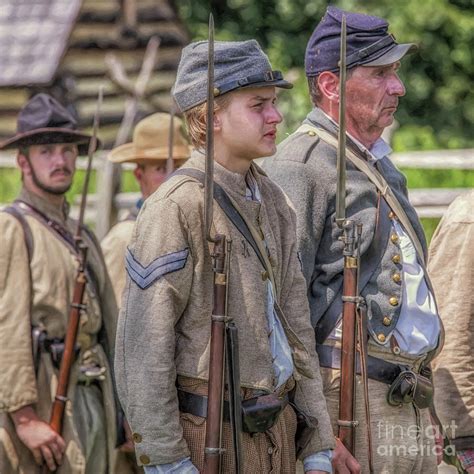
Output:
left=43, top=89, right=103, bottom=472
left=203, top=14, right=242, bottom=474
left=166, top=104, right=176, bottom=176
left=336, top=16, right=373, bottom=472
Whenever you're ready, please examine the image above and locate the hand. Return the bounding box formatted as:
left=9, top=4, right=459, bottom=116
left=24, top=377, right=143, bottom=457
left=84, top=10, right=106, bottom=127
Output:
left=466, top=467, right=474, bottom=473
left=11, top=405, right=65, bottom=471
left=119, top=419, right=134, bottom=453
left=430, top=415, right=444, bottom=466
left=332, top=438, right=361, bottom=474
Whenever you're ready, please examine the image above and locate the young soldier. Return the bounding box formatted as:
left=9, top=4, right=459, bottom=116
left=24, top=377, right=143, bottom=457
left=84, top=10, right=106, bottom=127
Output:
left=0, top=94, right=119, bottom=473
left=264, top=7, right=442, bottom=473
left=115, top=40, right=335, bottom=473
left=101, top=112, right=190, bottom=305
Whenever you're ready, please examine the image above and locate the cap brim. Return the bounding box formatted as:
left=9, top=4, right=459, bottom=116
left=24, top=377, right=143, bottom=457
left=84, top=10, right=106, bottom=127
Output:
left=0, top=128, right=99, bottom=155
left=108, top=142, right=191, bottom=164
left=242, top=79, right=293, bottom=90
left=363, top=43, right=417, bottom=67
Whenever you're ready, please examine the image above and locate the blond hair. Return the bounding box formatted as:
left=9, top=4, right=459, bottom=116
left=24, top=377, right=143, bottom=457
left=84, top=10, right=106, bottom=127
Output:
left=184, top=94, right=232, bottom=149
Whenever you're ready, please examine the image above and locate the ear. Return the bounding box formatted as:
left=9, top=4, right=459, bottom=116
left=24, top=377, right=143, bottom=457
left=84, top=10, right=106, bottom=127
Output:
left=17, top=152, right=32, bottom=176
left=133, top=165, right=143, bottom=183
left=317, top=71, right=340, bottom=102
left=213, top=110, right=222, bottom=133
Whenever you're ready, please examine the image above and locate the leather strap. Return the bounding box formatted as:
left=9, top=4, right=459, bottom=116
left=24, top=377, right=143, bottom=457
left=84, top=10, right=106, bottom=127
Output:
left=296, top=124, right=426, bottom=264
left=316, top=344, right=405, bottom=385
left=178, top=389, right=230, bottom=421
left=315, top=195, right=392, bottom=344
left=171, top=168, right=278, bottom=295
left=3, top=203, right=34, bottom=263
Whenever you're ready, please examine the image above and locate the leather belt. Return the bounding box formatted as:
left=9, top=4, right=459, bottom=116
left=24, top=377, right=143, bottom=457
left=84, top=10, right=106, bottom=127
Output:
left=177, top=389, right=289, bottom=421
left=178, top=389, right=232, bottom=421
left=317, top=344, right=407, bottom=385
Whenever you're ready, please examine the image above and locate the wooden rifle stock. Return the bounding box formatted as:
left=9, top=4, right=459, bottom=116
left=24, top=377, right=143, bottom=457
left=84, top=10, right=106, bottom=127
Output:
left=338, top=250, right=358, bottom=453
left=48, top=245, right=88, bottom=435
left=204, top=234, right=227, bottom=474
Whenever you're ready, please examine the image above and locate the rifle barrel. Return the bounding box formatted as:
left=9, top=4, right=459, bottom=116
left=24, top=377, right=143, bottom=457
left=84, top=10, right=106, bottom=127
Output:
left=76, top=87, right=103, bottom=239
left=204, top=13, right=215, bottom=243
left=335, top=15, right=347, bottom=228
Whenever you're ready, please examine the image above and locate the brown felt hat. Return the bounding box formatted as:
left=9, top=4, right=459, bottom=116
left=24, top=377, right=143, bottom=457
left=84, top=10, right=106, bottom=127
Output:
left=0, top=93, right=97, bottom=155
left=108, top=113, right=190, bottom=164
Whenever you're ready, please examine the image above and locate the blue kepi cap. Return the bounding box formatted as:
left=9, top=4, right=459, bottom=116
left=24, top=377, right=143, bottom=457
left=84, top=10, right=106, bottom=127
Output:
left=305, top=6, right=417, bottom=77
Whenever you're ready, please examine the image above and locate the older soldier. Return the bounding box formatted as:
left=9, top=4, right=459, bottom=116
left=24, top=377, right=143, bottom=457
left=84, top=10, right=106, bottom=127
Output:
left=115, top=40, right=335, bottom=473
left=264, top=7, right=443, bottom=473
left=0, top=94, right=119, bottom=473
left=429, top=190, right=474, bottom=473
left=101, top=113, right=190, bottom=305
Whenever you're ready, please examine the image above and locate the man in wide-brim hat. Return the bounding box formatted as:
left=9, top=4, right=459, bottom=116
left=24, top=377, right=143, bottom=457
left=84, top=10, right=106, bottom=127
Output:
left=0, top=93, right=120, bottom=473
left=101, top=112, right=191, bottom=307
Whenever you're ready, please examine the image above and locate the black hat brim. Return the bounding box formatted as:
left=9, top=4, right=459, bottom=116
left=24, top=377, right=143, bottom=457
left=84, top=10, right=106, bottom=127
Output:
left=0, top=128, right=100, bottom=155
left=362, top=43, right=417, bottom=67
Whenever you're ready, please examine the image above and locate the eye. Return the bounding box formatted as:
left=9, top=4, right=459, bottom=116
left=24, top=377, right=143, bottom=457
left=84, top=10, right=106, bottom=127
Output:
left=252, top=102, right=263, bottom=109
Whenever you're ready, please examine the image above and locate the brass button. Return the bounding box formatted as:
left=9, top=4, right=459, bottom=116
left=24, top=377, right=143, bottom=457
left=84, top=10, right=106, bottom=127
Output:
left=308, top=130, right=316, bottom=137
left=390, top=233, right=399, bottom=244
left=388, top=211, right=397, bottom=219
left=269, top=256, right=277, bottom=268
left=139, top=454, right=151, bottom=465
left=383, top=316, right=391, bottom=326
left=213, top=87, right=220, bottom=96
left=377, top=333, right=386, bottom=343
left=132, top=433, right=142, bottom=443
left=392, top=272, right=402, bottom=283
left=392, top=254, right=401, bottom=264
left=261, top=270, right=269, bottom=281
left=389, top=296, right=399, bottom=306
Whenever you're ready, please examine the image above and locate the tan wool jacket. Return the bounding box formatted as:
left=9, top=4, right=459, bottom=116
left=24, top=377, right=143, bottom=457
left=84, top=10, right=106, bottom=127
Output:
left=0, top=188, right=118, bottom=474
left=115, top=152, right=335, bottom=466
left=102, top=219, right=135, bottom=305
left=430, top=190, right=474, bottom=450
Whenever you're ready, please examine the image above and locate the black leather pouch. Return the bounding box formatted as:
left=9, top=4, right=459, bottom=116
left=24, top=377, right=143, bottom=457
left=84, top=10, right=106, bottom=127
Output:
left=241, top=393, right=286, bottom=434
left=387, top=370, right=433, bottom=409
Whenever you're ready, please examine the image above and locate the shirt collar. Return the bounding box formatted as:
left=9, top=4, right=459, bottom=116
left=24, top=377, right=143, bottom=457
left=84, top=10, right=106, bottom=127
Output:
left=308, top=107, right=392, bottom=162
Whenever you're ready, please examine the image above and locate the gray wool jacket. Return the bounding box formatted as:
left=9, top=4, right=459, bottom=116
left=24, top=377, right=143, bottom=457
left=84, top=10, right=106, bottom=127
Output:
left=263, top=108, right=432, bottom=348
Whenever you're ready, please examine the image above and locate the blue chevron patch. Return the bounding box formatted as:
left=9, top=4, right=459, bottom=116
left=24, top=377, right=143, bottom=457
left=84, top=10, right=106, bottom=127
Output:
left=125, top=247, right=189, bottom=290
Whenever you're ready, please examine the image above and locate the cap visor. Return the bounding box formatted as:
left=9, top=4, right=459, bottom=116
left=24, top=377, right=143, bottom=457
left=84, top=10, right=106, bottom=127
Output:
left=363, top=43, right=417, bottom=67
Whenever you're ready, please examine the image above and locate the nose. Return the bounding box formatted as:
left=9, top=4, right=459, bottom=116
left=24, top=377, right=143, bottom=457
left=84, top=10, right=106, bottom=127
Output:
left=388, top=73, right=405, bottom=97
left=267, top=104, right=283, bottom=124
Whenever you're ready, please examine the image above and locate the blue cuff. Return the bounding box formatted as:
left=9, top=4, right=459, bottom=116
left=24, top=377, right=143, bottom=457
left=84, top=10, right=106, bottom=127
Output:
left=303, top=449, right=333, bottom=473
left=143, top=457, right=198, bottom=473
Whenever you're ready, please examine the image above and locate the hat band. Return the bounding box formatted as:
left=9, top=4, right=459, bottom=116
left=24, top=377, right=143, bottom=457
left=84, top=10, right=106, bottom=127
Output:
left=345, top=34, right=396, bottom=68
left=215, top=70, right=284, bottom=96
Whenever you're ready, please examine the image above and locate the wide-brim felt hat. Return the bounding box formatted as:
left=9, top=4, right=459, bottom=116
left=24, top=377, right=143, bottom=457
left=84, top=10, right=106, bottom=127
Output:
left=108, top=112, right=191, bottom=164
left=305, top=6, right=417, bottom=76
left=0, top=93, right=98, bottom=155
left=173, top=40, right=293, bottom=112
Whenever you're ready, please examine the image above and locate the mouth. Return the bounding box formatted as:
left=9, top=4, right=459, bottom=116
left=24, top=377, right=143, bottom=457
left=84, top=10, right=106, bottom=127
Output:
left=263, top=130, right=277, bottom=140
left=51, top=169, right=71, bottom=178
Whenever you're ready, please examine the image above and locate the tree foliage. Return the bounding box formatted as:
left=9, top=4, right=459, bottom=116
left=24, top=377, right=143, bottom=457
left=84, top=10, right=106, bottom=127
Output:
left=177, top=0, right=474, bottom=151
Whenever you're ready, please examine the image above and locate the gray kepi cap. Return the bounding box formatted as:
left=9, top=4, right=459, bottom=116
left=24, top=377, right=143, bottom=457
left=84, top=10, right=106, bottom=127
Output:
left=172, top=39, right=292, bottom=112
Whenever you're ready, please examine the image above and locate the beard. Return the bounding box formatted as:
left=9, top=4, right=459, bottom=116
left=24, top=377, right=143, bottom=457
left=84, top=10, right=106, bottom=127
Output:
left=30, top=165, right=72, bottom=195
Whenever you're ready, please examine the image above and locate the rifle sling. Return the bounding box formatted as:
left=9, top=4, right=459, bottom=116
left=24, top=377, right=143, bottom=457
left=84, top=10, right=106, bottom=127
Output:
left=296, top=124, right=426, bottom=264
left=172, top=168, right=278, bottom=294
left=9, top=200, right=101, bottom=299
left=315, top=196, right=392, bottom=344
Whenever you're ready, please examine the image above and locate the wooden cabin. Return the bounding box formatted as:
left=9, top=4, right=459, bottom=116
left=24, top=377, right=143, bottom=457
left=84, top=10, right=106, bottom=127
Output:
left=0, top=0, right=189, bottom=148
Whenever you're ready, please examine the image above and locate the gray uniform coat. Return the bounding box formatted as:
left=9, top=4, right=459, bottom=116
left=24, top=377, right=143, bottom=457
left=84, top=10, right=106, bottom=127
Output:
left=115, top=152, right=335, bottom=466
left=263, top=107, right=433, bottom=346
